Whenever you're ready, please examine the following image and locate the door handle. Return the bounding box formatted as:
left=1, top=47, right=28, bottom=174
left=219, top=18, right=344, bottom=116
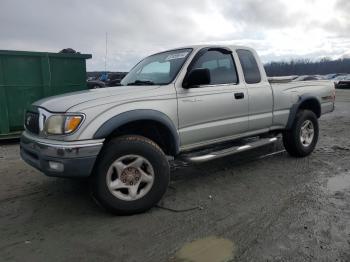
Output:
left=234, top=92, right=244, bottom=99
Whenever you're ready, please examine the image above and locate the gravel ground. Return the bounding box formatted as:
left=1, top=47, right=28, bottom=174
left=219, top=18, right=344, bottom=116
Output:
left=1, top=90, right=350, bottom=262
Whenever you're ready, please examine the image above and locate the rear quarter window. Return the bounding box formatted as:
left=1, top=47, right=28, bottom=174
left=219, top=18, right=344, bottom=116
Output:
left=237, top=49, right=261, bottom=84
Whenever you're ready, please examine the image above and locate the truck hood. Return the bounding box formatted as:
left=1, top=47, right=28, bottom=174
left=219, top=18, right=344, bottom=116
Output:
left=33, top=85, right=161, bottom=112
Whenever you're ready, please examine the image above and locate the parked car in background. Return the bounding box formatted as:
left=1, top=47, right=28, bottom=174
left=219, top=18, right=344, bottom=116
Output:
left=271, top=73, right=350, bottom=89
left=324, top=73, right=347, bottom=80
left=106, top=72, right=128, bottom=86
left=87, top=72, right=128, bottom=89
left=333, top=74, right=350, bottom=82
left=335, top=75, right=350, bottom=89
left=21, top=45, right=335, bottom=215
left=87, top=79, right=106, bottom=89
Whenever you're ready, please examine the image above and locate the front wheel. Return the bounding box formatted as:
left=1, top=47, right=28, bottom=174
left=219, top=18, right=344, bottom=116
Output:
left=283, top=110, right=319, bottom=157
left=90, top=135, right=170, bottom=215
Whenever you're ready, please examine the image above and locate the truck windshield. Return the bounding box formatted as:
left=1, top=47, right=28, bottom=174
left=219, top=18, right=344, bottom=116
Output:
left=121, top=48, right=192, bottom=86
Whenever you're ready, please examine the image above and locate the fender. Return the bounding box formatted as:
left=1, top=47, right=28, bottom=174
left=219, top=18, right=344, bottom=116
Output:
left=93, top=109, right=180, bottom=154
left=286, top=95, right=321, bottom=130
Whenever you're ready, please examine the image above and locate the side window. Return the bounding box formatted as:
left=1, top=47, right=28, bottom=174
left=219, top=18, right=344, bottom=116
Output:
left=237, top=49, right=261, bottom=84
left=191, top=50, right=238, bottom=85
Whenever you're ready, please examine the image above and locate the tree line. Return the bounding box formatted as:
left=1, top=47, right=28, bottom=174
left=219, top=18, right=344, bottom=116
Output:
left=264, top=58, right=350, bottom=77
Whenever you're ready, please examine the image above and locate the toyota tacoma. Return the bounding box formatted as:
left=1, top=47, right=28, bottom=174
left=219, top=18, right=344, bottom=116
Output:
left=20, top=45, right=335, bottom=214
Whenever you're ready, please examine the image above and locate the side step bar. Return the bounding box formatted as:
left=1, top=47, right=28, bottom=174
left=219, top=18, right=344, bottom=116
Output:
left=182, top=137, right=279, bottom=163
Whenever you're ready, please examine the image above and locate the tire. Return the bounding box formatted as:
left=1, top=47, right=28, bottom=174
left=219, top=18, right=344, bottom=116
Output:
left=283, top=110, right=319, bottom=157
left=90, top=135, right=170, bottom=215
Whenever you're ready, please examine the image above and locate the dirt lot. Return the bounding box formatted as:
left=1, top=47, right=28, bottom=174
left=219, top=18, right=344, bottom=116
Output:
left=1, top=90, right=350, bottom=262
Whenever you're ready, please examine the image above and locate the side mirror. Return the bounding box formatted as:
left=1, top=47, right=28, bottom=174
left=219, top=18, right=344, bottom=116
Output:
left=183, top=68, right=210, bottom=88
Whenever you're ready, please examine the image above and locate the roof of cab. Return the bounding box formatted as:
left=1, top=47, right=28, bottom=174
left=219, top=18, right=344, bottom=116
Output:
left=167, top=44, right=255, bottom=52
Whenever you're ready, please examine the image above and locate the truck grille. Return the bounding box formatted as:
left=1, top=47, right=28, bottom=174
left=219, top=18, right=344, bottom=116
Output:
left=25, top=111, right=40, bottom=134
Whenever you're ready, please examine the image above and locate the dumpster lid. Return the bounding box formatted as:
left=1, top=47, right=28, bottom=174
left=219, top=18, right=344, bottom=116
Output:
left=0, top=49, right=92, bottom=59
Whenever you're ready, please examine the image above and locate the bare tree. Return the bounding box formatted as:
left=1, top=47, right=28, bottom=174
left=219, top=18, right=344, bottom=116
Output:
left=264, top=58, right=350, bottom=76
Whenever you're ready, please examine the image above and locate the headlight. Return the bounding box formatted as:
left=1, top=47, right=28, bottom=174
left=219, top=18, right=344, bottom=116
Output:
left=45, top=114, right=84, bottom=135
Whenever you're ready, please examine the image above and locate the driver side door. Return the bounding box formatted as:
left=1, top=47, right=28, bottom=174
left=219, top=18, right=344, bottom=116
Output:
left=176, top=48, right=249, bottom=150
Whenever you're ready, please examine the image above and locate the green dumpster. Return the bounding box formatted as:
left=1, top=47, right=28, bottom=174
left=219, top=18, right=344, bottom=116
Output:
left=0, top=50, right=92, bottom=139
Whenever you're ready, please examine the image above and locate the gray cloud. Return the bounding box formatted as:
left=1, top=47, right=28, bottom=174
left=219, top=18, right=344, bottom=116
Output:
left=0, top=0, right=349, bottom=71
left=219, top=0, right=295, bottom=29
left=322, top=0, right=350, bottom=37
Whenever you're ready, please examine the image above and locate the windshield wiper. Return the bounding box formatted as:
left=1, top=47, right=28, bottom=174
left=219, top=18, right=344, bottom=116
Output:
left=127, top=80, right=155, bottom=86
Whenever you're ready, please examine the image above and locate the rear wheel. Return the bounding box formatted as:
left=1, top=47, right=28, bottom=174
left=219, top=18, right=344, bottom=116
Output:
left=283, top=110, right=319, bottom=157
left=91, top=135, right=170, bottom=215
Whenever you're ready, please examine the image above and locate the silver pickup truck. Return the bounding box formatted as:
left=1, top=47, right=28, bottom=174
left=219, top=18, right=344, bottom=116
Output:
left=20, top=45, right=335, bottom=214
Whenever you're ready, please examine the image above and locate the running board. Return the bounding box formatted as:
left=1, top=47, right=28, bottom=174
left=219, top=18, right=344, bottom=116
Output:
left=181, top=137, right=279, bottom=163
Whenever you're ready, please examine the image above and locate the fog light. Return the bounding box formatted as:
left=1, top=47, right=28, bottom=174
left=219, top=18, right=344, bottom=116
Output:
left=49, top=161, right=64, bottom=172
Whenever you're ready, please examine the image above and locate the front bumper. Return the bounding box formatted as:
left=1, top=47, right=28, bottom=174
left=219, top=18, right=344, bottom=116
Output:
left=20, top=131, right=104, bottom=178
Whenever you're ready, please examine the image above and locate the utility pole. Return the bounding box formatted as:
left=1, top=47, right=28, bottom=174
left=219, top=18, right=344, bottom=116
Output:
left=105, top=32, right=108, bottom=73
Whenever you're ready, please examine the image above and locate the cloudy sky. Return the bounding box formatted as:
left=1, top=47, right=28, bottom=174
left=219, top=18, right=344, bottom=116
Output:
left=1, top=0, right=349, bottom=71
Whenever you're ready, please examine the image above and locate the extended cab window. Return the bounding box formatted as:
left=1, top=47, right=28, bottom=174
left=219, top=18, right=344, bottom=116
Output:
left=191, top=50, right=238, bottom=85
left=237, top=49, right=261, bottom=84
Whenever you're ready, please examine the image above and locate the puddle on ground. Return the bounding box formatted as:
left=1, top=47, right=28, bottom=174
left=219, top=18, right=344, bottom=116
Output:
left=174, top=236, right=234, bottom=262
left=327, top=171, right=350, bottom=192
